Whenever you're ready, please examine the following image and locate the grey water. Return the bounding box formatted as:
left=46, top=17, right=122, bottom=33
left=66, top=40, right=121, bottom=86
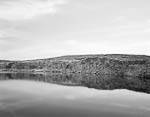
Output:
left=0, top=73, right=150, bottom=117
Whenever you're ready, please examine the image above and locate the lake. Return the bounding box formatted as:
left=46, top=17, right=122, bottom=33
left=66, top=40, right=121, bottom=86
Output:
left=0, top=73, right=150, bottom=117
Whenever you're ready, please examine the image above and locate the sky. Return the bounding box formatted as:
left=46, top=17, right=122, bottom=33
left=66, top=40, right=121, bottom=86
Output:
left=0, top=0, right=150, bottom=60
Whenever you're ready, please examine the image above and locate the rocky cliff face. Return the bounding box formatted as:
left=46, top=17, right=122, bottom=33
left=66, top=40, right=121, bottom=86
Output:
left=1, top=54, right=150, bottom=78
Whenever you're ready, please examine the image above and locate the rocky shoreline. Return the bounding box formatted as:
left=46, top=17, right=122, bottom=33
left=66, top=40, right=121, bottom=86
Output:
left=0, top=54, right=150, bottom=78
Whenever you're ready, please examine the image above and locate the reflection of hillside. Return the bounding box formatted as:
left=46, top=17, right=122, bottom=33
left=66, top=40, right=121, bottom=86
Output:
left=81, top=74, right=150, bottom=93
left=0, top=73, right=150, bottom=94
left=0, top=73, right=82, bottom=86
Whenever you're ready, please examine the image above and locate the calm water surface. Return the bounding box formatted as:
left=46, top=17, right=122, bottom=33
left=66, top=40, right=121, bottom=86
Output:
left=0, top=73, right=150, bottom=117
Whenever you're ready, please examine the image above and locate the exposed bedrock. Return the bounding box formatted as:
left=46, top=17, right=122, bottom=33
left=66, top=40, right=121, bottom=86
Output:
left=0, top=54, right=150, bottom=78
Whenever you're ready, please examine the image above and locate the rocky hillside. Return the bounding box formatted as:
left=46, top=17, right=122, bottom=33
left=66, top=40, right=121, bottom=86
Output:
left=1, top=54, right=150, bottom=78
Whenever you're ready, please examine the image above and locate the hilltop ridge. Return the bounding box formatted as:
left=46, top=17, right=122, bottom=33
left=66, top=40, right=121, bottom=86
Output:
left=0, top=54, right=150, bottom=78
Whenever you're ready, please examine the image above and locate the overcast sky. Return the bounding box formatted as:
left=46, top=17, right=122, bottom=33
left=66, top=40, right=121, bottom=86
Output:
left=0, top=0, right=150, bottom=60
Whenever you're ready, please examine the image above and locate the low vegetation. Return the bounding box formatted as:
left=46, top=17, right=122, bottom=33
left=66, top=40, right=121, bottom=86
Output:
left=0, top=54, right=150, bottom=78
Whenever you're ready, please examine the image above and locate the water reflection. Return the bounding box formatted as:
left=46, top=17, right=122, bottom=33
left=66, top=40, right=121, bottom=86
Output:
left=0, top=80, right=150, bottom=117
left=0, top=73, right=150, bottom=93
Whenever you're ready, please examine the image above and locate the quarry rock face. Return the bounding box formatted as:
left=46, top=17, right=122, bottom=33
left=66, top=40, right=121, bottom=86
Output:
left=0, top=54, right=150, bottom=78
